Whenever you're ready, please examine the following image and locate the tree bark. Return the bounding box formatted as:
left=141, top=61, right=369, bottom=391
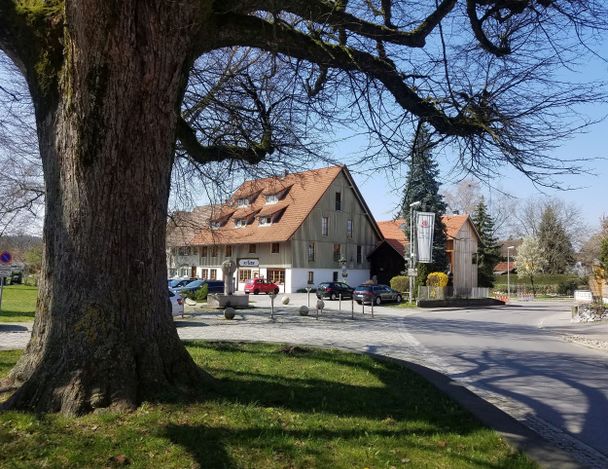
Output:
left=1, top=1, right=211, bottom=415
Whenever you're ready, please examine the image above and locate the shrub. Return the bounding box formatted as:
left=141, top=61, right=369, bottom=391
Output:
left=182, top=284, right=208, bottom=302
left=557, top=280, right=578, bottom=296
left=390, top=275, right=408, bottom=292
left=427, top=272, right=448, bottom=287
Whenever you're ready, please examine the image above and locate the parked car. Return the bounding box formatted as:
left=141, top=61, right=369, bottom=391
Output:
left=316, top=282, right=354, bottom=300
left=176, top=279, right=225, bottom=294
left=168, top=289, right=184, bottom=317
left=353, top=284, right=403, bottom=305
left=168, top=277, right=197, bottom=289
left=244, top=278, right=279, bottom=295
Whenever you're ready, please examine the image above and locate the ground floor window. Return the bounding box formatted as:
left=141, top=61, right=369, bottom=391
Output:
left=210, top=269, right=217, bottom=280
left=180, top=267, right=188, bottom=276
left=307, top=271, right=314, bottom=284
left=239, top=269, right=252, bottom=282
left=200, top=268, right=208, bottom=279
left=267, top=268, right=285, bottom=284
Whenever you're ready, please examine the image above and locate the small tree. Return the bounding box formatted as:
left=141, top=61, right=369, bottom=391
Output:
left=471, top=199, right=501, bottom=287
left=516, top=237, right=547, bottom=297
left=390, top=275, right=408, bottom=293
left=537, top=205, right=575, bottom=274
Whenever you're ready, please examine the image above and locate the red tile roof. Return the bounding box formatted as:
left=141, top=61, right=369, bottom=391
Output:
left=189, top=165, right=345, bottom=245
left=376, top=214, right=477, bottom=256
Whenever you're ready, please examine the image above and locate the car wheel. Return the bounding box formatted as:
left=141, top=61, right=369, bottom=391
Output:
left=254, top=289, right=259, bottom=295
left=356, top=300, right=362, bottom=305
left=330, top=293, right=337, bottom=301
left=374, top=296, right=381, bottom=306
left=396, top=294, right=403, bottom=303
left=273, top=288, right=279, bottom=294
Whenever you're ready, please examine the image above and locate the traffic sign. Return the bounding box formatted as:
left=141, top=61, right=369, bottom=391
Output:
left=407, top=268, right=417, bottom=277
left=0, top=251, right=11, bottom=264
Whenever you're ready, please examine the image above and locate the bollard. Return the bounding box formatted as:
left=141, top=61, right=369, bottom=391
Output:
left=339, top=293, right=342, bottom=313
left=351, top=297, right=354, bottom=319
left=269, top=292, right=277, bottom=319
left=306, top=287, right=312, bottom=307
left=370, top=298, right=374, bottom=318
left=316, top=299, right=324, bottom=320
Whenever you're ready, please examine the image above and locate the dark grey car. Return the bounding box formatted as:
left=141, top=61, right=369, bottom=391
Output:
left=353, top=284, right=403, bottom=305
left=316, top=282, right=354, bottom=300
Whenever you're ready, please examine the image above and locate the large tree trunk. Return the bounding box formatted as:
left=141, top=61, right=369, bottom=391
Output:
left=1, top=2, right=211, bottom=415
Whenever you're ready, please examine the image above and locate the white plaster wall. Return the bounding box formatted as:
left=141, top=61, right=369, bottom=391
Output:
left=290, top=268, right=371, bottom=292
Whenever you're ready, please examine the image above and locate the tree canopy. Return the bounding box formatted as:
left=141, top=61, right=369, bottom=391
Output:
left=471, top=198, right=500, bottom=287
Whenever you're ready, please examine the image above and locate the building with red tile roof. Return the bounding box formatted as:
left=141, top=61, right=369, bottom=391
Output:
left=168, top=165, right=383, bottom=292
left=371, top=214, right=480, bottom=290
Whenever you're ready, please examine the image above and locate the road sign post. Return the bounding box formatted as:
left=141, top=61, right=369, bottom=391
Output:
left=0, top=252, right=13, bottom=315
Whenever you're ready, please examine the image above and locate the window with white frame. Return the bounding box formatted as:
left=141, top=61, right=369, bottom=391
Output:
left=321, top=216, right=328, bottom=236
left=259, top=216, right=272, bottom=226
left=210, top=269, right=217, bottom=280
left=265, top=193, right=279, bottom=204
left=201, top=268, right=208, bottom=279
left=210, top=221, right=222, bottom=229
left=239, top=269, right=252, bottom=282
left=237, top=198, right=250, bottom=207
left=235, top=218, right=247, bottom=228
left=307, top=271, right=314, bottom=284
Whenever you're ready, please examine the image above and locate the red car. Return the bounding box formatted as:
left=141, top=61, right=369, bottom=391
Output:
left=244, top=278, right=279, bottom=295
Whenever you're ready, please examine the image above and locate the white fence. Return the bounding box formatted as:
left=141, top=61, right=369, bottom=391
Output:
left=418, top=286, right=490, bottom=300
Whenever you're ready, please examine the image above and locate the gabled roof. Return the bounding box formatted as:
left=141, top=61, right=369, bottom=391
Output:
left=494, top=261, right=517, bottom=274
left=189, top=165, right=380, bottom=245
left=375, top=214, right=479, bottom=257
left=167, top=205, right=213, bottom=247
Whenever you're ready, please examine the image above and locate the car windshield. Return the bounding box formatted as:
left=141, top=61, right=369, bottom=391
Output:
left=168, top=279, right=180, bottom=288
left=355, top=285, right=372, bottom=291
left=185, top=280, right=202, bottom=287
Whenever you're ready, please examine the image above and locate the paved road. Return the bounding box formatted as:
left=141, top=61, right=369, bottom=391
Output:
left=2, top=295, right=607, bottom=467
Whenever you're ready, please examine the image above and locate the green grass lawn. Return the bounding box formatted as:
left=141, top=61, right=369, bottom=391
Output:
left=0, top=342, right=536, bottom=468
left=0, top=284, right=37, bottom=322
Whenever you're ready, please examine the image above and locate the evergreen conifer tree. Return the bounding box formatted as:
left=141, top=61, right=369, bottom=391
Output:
left=537, top=205, right=575, bottom=274
left=471, top=198, right=501, bottom=287
left=401, top=123, right=448, bottom=290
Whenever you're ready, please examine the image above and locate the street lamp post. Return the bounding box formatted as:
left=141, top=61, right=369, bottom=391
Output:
left=507, top=245, right=515, bottom=300
left=408, top=201, right=422, bottom=303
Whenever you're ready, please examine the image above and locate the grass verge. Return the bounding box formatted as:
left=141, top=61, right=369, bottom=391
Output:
left=0, top=342, right=536, bottom=468
left=0, top=285, right=37, bottom=322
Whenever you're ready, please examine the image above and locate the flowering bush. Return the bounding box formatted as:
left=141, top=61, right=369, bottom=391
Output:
left=427, top=272, right=448, bottom=287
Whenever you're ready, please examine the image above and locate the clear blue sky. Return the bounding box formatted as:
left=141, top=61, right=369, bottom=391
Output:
left=339, top=43, right=608, bottom=232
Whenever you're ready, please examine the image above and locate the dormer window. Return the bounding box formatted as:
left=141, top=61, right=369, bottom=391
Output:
left=265, top=193, right=279, bottom=204
left=237, top=198, right=250, bottom=207
left=210, top=221, right=222, bottom=229
left=235, top=218, right=247, bottom=228
left=259, top=216, right=272, bottom=226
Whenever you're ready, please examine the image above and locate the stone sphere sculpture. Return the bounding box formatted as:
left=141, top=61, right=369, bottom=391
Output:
left=299, top=305, right=309, bottom=316
left=224, top=307, right=236, bottom=320
left=281, top=295, right=290, bottom=305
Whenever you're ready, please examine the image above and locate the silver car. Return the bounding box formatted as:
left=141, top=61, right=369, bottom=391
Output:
left=169, top=290, right=185, bottom=317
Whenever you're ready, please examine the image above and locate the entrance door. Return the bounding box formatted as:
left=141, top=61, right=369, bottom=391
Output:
left=191, top=266, right=197, bottom=277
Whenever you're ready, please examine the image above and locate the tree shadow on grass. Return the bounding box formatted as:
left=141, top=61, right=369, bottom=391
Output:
left=0, top=310, right=34, bottom=321
left=156, top=342, right=516, bottom=468
left=163, top=422, right=528, bottom=469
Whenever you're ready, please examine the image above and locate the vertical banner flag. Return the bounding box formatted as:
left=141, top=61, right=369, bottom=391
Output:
left=416, top=212, right=435, bottom=263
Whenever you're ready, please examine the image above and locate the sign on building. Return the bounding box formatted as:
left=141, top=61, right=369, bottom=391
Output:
left=238, top=259, right=259, bottom=267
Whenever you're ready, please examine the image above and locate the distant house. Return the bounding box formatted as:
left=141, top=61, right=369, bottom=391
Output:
left=369, top=214, right=480, bottom=290
left=493, top=261, right=517, bottom=275
left=167, top=165, right=383, bottom=292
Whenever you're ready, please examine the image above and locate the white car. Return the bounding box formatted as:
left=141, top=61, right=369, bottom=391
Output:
left=169, top=290, right=184, bottom=318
